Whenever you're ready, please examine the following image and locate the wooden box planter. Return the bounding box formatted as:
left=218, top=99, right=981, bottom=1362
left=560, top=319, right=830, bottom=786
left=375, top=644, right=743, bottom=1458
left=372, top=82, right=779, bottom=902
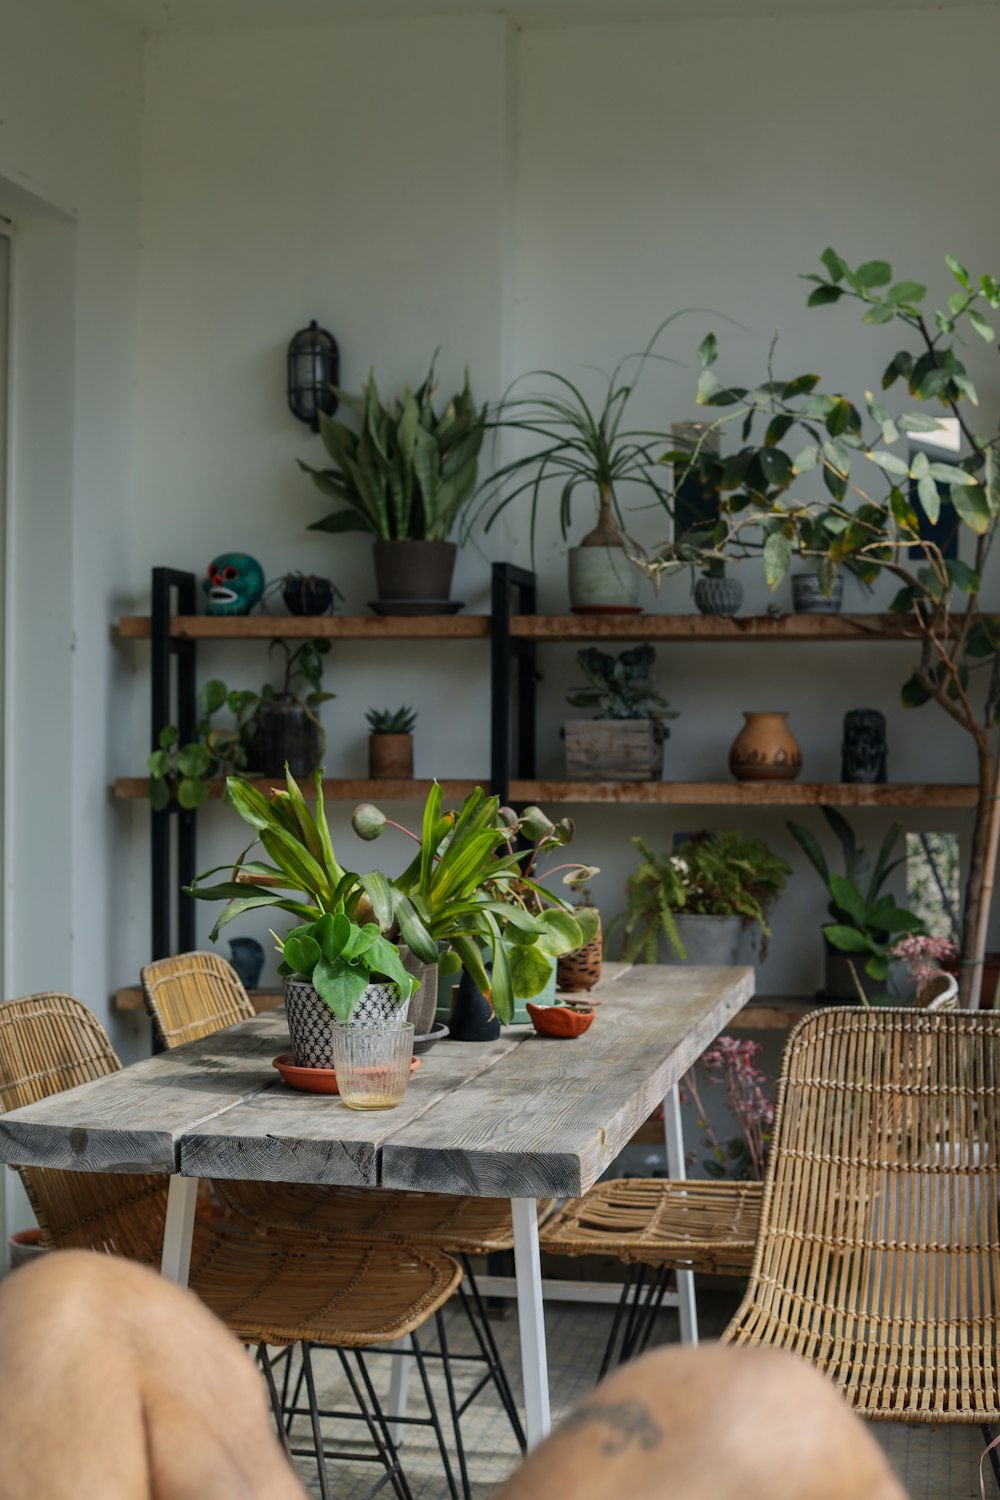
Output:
left=563, top=720, right=665, bottom=781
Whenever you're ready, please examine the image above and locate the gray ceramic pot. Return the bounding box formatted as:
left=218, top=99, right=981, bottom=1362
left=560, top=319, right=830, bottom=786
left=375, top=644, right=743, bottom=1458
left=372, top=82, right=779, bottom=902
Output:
left=568, top=544, right=640, bottom=612
left=664, top=914, right=742, bottom=965
left=792, top=572, right=843, bottom=614
left=372, top=540, right=456, bottom=602
left=283, top=977, right=409, bottom=1068
left=694, top=575, right=743, bottom=616
left=398, top=945, right=439, bottom=1037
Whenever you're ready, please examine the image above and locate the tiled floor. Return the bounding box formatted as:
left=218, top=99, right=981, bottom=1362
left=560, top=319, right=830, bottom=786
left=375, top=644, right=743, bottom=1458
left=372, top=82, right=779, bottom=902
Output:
left=293, top=1289, right=991, bottom=1499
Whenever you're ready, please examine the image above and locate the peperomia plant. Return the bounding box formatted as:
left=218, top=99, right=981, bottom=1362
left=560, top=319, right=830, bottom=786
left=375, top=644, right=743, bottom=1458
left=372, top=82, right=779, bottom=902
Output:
left=148, top=679, right=259, bottom=810
left=277, top=911, right=415, bottom=1020
left=650, top=249, right=1000, bottom=1007
left=566, top=645, right=678, bottom=724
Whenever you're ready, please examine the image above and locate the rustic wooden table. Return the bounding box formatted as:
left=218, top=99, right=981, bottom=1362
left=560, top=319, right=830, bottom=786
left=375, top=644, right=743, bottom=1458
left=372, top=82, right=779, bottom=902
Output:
left=0, top=961, right=754, bottom=1447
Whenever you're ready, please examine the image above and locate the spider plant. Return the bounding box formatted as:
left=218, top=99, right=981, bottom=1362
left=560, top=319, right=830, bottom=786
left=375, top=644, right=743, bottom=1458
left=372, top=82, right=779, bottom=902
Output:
left=465, top=321, right=684, bottom=562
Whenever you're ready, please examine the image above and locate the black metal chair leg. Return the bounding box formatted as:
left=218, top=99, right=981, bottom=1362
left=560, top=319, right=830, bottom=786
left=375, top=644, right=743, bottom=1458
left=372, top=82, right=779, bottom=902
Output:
left=298, top=1342, right=332, bottom=1500
left=458, top=1255, right=527, bottom=1450
left=982, top=1426, right=1000, bottom=1493
left=598, top=1266, right=636, bottom=1381
left=345, top=1351, right=412, bottom=1500
left=635, top=1266, right=672, bottom=1358
left=435, top=1310, right=473, bottom=1500
left=408, top=1332, right=462, bottom=1500
left=255, top=1342, right=293, bottom=1461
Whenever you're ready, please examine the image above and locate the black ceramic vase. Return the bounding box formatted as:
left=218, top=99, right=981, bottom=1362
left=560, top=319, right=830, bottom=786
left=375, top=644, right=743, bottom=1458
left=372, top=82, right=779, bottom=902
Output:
left=842, top=709, right=887, bottom=784
left=282, top=574, right=336, bottom=616
left=251, top=699, right=322, bottom=778
left=448, top=969, right=501, bottom=1042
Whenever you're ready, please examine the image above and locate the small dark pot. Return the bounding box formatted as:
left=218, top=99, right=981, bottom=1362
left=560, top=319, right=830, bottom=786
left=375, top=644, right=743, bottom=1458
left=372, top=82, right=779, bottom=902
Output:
left=373, top=540, right=457, bottom=602
left=792, top=573, right=844, bottom=614
left=822, top=941, right=884, bottom=1004
left=252, top=699, right=322, bottom=778
left=228, top=936, right=265, bottom=990
left=448, top=969, right=500, bottom=1042
left=694, top=575, right=743, bottom=616
left=282, top=574, right=335, bottom=616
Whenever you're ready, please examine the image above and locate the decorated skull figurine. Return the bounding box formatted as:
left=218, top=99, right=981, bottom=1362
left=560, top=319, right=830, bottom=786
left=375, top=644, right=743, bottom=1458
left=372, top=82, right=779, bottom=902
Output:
left=203, top=553, right=265, bottom=616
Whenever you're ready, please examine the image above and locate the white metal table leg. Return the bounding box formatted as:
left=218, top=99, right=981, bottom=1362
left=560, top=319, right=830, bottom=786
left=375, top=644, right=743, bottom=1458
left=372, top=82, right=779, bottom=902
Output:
left=512, top=1196, right=550, bottom=1447
left=663, top=1085, right=699, bottom=1346
left=161, top=1174, right=199, bottom=1285
left=387, top=1334, right=412, bottom=1446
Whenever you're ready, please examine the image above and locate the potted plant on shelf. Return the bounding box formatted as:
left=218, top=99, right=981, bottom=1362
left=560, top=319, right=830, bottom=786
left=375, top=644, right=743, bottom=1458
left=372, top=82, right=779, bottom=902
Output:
left=245, top=639, right=335, bottom=779
left=647, top=247, right=1000, bottom=1008
left=466, top=336, right=676, bottom=612
left=694, top=556, right=743, bottom=618
left=147, top=678, right=259, bottom=810
left=612, top=830, right=791, bottom=966
left=185, top=771, right=414, bottom=1068
left=298, top=359, right=486, bottom=613
left=366, top=706, right=417, bottom=780
left=787, top=809, right=925, bottom=1004
left=563, top=645, right=677, bottom=781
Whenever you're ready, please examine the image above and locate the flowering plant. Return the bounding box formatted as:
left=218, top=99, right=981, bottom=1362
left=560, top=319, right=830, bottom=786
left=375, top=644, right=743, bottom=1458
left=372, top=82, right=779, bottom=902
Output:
left=890, top=934, right=958, bottom=997
left=684, top=1038, right=774, bottom=1181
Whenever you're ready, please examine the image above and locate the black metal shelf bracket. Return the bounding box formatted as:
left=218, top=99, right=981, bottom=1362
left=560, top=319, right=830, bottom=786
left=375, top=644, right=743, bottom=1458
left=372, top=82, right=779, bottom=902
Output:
left=150, top=567, right=198, bottom=960
left=490, top=563, right=537, bottom=805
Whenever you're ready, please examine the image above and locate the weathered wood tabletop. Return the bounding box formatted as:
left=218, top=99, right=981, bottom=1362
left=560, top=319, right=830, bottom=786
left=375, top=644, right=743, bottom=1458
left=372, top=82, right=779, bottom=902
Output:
left=0, top=964, right=755, bottom=1198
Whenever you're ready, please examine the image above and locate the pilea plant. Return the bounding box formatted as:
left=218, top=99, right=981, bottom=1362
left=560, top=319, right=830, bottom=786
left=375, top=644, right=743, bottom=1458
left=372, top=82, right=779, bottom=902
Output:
left=650, top=248, right=1000, bottom=1007
left=147, top=679, right=259, bottom=810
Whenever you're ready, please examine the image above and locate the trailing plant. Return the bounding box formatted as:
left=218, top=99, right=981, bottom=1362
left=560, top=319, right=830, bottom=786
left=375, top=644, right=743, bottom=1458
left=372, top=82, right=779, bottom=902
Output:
left=787, top=809, right=924, bottom=1003
left=613, top=830, right=791, bottom=962
left=352, top=790, right=598, bottom=1023
left=299, top=359, right=487, bottom=542
left=466, top=323, right=682, bottom=563
left=366, top=706, right=418, bottom=735
left=277, top=911, right=415, bottom=1021
left=147, top=679, right=259, bottom=810
left=649, top=248, right=1000, bottom=1007
left=566, top=645, right=677, bottom=724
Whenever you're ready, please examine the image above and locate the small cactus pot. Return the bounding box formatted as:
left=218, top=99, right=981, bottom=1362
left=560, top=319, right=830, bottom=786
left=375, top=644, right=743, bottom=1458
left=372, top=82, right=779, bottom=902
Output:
left=694, top=575, right=743, bottom=616
left=283, top=977, right=409, bottom=1069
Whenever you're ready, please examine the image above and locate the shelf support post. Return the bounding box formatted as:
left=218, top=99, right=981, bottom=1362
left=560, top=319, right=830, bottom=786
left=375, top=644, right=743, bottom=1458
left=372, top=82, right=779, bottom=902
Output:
left=151, top=568, right=198, bottom=962
left=490, top=563, right=537, bottom=805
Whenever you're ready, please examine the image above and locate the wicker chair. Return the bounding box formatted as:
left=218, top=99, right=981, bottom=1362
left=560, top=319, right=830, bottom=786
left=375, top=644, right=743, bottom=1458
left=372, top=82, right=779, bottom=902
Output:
left=141, top=951, right=537, bottom=1479
left=723, top=1005, right=1000, bottom=1487
left=0, top=992, right=465, bottom=1500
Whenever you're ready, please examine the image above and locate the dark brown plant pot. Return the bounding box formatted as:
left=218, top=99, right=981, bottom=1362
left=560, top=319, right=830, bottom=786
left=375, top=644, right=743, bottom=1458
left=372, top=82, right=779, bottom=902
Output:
left=252, top=699, right=322, bottom=778
left=372, top=540, right=456, bottom=602
left=369, top=733, right=414, bottom=780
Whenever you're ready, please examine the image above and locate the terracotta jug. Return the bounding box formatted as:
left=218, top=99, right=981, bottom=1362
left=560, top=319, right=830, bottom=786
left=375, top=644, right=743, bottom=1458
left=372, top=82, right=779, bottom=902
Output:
left=729, top=711, right=802, bottom=782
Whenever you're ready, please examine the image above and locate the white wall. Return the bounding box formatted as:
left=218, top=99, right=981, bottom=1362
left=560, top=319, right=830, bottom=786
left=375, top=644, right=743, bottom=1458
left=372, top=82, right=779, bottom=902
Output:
left=0, top=0, right=144, bottom=1229
left=125, top=4, right=1000, bottom=1007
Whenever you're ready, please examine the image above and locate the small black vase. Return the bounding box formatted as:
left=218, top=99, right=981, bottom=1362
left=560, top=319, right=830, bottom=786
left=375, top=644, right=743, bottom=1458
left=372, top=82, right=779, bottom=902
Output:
left=448, top=969, right=500, bottom=1042
left=282, top=574, right=335, bottom=616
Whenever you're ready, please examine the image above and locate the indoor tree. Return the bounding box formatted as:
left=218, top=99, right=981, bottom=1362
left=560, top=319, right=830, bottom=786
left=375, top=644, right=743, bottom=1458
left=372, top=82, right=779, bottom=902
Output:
left=652, top=249, right=1000, bottom=1009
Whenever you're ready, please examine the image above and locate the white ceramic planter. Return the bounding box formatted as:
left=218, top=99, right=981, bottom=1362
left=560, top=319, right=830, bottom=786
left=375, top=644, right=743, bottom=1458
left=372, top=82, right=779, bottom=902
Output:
left=568, top=545, right=640, bottom=612
left=283, top=976, right=409, bottom=1069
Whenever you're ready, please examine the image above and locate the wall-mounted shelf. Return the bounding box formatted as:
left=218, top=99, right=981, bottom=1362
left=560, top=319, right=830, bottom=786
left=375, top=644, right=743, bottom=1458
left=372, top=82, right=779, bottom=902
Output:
left=114, top=776, right=484, bottom=802
left=118, top=610, right=941, bottom=644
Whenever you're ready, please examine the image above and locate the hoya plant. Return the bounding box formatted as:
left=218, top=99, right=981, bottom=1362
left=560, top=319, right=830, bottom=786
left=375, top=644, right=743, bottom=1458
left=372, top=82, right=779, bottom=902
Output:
left=651, top=249, right=1000, bottom=1007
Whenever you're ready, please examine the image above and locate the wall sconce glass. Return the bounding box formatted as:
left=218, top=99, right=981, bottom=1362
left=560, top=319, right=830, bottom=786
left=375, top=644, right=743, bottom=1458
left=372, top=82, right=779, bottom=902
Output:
left=287, top=320, right=340, bottom=432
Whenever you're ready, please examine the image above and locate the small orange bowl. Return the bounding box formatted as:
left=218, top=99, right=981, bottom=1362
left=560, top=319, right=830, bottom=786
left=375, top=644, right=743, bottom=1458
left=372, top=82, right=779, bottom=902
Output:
left=272, top=1054, right=420, bottom=1095
left=526, top=1002, right=595, bottom=1039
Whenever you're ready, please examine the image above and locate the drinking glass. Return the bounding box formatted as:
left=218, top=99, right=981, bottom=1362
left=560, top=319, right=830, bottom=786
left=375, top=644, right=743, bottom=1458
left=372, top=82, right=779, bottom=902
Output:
left=331, top=1022, right=415, bottom=1110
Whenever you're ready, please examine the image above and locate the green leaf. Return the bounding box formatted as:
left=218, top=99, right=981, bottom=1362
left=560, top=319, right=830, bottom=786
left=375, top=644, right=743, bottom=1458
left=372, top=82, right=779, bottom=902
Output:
left=763, top=531, right=792, bottom=591
left=696, top=368, right=721, bottom=404
left=828, top=874, right=867, bottom=926
left=901, top=673, right=932, bottom=708
left=147, top=749, right=171, bottom=777
left=945, top=254, right=971, bottom=289
left=946, top=559, right=980, bottom=595
left=148, top=776, right=170, bottom=812
left=197, top=679, right=228, bottom=717
left=758, top=448, right=793, bottom=487
left=899, top=411, right=946, bottom=434
left=283, top=931, right=322, bottom=975
left=178, top=777, right=209, bottom=810
left=863, top=303, right=896, bottom=325
left=176, top=742, right=211, bottom=777
left=822, top=923, right=875, bottom=954
left=952, top=482, right=992, bottom=534
left=928, top=462, right=975, bottom=486
left=917, top=474, right=941, bottom=525
left=820, top=247, right=847, bottom=283
left=792, top=445, right=819, bottom=474
left=697, top=332, right=718, bottom=368
left=866, top=449, right=909, bottom=477
left=855, top=259, right=892, bottom=290
left=969, top=308, right=996, bottom=343
left=159, top=725, right=179, bottom=750
left=534, top=907, right=584, bottom=959
left=887, top=280, right=927, bottom=305
left=507, top=943, right=554, bottom=1000
left=807, top=285, right=842, bottom=307
left=312, top=958, right=368, bottom=1021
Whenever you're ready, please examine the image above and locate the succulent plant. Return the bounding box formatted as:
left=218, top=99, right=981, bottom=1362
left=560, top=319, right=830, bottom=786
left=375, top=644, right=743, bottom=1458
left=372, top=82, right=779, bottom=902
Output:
left=366, top=706, right=418, bottom=735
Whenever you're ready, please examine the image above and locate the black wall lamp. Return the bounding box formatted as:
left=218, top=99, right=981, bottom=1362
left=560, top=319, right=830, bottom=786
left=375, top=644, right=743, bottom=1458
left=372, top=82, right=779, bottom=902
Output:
left=287, top=320, right=340, bottom=432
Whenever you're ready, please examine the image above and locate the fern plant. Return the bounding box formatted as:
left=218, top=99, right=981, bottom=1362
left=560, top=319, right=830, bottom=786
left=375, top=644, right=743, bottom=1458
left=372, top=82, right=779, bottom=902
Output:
left=366, top=706, right=418, bottom=735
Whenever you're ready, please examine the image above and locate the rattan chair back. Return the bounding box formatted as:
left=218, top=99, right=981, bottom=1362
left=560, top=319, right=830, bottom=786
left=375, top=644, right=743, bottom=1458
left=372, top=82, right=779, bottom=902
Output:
left=0, top=993, right=168, bottom=1261
left=726, top=1006, right=1000, bottom=1421
left=141, top=951, right=254, bottom=1049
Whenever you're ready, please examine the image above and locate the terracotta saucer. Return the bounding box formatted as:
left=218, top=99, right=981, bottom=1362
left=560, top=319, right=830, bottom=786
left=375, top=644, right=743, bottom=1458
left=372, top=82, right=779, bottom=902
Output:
left=272, top=1054, right=420, bottom=1095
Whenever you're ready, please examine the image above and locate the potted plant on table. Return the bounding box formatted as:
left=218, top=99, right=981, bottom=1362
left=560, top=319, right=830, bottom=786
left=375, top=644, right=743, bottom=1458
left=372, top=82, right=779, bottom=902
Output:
left=788, top=809, right=925, bottom=1004
left=466, top=338, right=676, bottom=613
left=298, top=359, right=486, bottom=613
left=366, top=706, right=417, bottom=780
left=612, top=830, right=791, bottom=966
left=563, top=645, right=677, bottom=781
left=185, top=771, right=415, bottom=1068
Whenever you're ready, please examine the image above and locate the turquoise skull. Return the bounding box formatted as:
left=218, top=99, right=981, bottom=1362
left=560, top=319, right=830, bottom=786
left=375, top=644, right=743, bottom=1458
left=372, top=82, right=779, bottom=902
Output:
left=203, top=553, right=265, bottom=616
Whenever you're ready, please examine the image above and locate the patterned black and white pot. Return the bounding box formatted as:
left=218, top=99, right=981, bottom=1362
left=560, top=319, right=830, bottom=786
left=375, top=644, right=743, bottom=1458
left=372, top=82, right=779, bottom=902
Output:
left=283, top=976, right=410, bottom=1069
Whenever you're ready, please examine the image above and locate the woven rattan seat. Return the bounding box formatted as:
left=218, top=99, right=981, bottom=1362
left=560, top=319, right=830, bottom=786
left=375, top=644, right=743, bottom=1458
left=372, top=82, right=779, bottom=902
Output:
left=541, top=1178, right=762, bottom=1277
left=724, top=1006, right=1000, bottom=1430
left=141, top=951, right=256, bottom=1046
left=0, top=992, right=465, bottom=1500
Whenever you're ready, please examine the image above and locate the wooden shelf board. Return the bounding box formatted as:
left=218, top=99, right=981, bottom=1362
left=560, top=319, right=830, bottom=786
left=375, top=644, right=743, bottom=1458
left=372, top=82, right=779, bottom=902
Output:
left=118, top=614, right=490, bottom=640
left=117, top=611, right=955, bottom=644
left=507, top=780, right=978, bottom=808
left=114, top=776, right=486, bottom=802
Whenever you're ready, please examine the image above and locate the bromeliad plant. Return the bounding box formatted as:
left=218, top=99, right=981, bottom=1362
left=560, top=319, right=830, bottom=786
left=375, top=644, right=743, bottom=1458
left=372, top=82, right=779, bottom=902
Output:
left=566, top=645, right=677, bottom=724
left=650, top=249, right=1000, bottom=1006
left=299, top=360, right=487, bottom=541
left=787, top=809, right=925, bottom=1004
left=352, top=789, right=598, bottom=1023
left=613, top=830, right=791, bottom=962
